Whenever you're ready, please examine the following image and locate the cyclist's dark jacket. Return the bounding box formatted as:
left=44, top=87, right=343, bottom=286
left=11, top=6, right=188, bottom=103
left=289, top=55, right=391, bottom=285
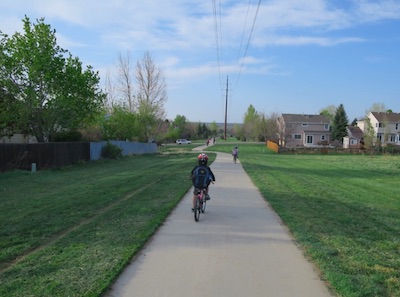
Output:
left=191, top=165, right=215, bottom=189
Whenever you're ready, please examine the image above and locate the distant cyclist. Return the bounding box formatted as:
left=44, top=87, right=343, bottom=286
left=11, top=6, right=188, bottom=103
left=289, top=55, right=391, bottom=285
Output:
left=190, top=153, right=215, bottom=212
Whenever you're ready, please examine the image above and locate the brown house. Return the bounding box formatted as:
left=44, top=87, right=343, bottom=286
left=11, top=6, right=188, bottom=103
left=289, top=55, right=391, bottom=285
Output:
left=277, top=114, right=331, bottom=148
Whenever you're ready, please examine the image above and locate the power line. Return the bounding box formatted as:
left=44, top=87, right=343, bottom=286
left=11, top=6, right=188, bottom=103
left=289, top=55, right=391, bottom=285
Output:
left=233, top=0, right=262, bottom=91
left=211, top=0, right=262, bottom=124
left=232, top=0, right=252, bottom=90
left=212, top=0, right=223, bottom=89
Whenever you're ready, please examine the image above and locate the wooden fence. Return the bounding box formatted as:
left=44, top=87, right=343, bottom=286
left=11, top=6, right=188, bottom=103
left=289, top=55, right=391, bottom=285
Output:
left=267, top=141, right=279, bottom=153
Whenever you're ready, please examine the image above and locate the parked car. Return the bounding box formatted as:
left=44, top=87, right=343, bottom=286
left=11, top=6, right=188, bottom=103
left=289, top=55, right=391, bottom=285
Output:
left=176, top=139, right=191, bottom=145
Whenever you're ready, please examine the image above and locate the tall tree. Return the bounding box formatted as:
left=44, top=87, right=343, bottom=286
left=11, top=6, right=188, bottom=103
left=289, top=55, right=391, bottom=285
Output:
left=365, top=102, right=387, bottom=116
left=319, top=105, right=336, bottom=123
left=0, top=16, right=105, bottom=142
left=102, top=105, right=138, bottom=141
left=136, top=51, right=167, bottom=119
left=209, top=121, right=218, bottom=136
left=258, top=112, right=279, bottom=142
left=135, top=51, right=167, bottom=141
left=116, top=50, right=135, bottom=112
left=331, top=104, right=349, bottom=142
left=243, top=104, right=260, bottom=141
left=363, top=117, right=376, bottom=153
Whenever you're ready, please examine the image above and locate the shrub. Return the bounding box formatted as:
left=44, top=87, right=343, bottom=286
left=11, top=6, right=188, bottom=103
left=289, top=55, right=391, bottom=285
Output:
left=51, top=130, right=82, bottom=142
left=101, top=142, right=123, bottom=159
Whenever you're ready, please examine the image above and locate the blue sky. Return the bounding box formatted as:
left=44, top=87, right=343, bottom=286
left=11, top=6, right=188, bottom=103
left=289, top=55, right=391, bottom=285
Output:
left=1, top=0, right=400, bottom=123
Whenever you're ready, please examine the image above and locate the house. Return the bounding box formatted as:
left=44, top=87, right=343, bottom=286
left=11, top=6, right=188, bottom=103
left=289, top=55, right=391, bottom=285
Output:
left=358, top=112, right=400, bottom=146
left=343, top=126, right=364, bottom=149
left=277, top=114, right=331, bottom=147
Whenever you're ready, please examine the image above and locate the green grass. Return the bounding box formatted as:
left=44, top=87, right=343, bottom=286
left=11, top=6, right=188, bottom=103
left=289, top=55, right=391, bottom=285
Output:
left=2, top=143, right=399, bottom=297
left=0, top=153, right=215, bottom=297
left=207, top=144, right=400, bottom=297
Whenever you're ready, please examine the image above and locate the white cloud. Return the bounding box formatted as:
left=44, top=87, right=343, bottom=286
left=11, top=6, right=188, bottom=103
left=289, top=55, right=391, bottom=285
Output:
left=355, top=0, right=400, bottom=22
left=257, top=35, right=365, bottom=47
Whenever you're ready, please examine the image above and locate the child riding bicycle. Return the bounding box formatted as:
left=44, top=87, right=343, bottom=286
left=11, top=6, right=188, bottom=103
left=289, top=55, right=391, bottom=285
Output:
left=190, top=153, right=215, bottom=212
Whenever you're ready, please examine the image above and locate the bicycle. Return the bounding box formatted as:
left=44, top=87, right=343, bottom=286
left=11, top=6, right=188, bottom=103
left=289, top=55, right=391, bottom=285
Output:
left=194, top=188, right=207, bottom=222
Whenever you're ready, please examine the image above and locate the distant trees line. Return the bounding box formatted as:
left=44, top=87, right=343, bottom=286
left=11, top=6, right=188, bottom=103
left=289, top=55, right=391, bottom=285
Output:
left=1, top=17, right=393, bottom=144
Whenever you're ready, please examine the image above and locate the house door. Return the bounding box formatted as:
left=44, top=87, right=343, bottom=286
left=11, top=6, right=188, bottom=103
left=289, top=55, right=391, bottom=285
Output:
left=306, top=135, right=313, bottom=144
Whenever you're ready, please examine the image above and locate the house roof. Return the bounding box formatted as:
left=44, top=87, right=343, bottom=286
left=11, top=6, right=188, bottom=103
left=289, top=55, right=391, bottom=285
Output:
left=281, top=114, right=330, bottom=124
left=347, top=125, right=363, bottom=138
left=370, top=112, right=400, bottom=122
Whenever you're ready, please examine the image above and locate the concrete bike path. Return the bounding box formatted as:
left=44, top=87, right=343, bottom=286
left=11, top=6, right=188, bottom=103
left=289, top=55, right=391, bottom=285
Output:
left=104, top=152, right=334, bottom=297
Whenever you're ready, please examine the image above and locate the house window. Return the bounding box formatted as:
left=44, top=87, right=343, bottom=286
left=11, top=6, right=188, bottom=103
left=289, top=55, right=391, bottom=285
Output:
left=350, top=139, right=358, bottom=145
left=390, top=135, right=396, bottom=142
left=396, top=123, right=399, bottom=130
left=321, top=135, right=326, bottom=141
left=379, top=123, right=385, bottom=128
left=307, top=135, right=313, bottom=144
left=324, top=124, right=329, bottom=130
left=302, top=123, right=308, bottom=127
left=294, top=134, right=301, bottom=140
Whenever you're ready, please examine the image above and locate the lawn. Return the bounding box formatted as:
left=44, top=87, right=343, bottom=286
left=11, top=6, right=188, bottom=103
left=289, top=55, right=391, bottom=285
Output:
left=0, top=152, right=214, bottom=297
left=206, top=144, right=400, bottom=297
left=1, top=144, right=399, bottom=297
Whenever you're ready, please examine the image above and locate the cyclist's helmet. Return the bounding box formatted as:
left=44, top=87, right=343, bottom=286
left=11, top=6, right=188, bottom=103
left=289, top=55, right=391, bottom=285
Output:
left=198, top=153, right=208, bottom=165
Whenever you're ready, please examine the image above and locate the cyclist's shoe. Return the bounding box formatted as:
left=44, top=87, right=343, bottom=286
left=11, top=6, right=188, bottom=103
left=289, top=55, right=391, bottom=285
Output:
left=206, top=194, right=211, bottom=200
left=191, top=208, right=195, bottom=212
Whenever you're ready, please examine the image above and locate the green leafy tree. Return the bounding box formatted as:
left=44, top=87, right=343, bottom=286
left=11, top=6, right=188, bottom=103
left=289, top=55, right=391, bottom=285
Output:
left=0, top=87, right=23, bottom=137
left=165, top=115, right=188, bottom=140
left=319, top=105, right=336, bottom=123
left=331, top=104, right=349, bottom=142
left=209, top=121, right=218, bottom=136
left=363, top=117, right=376, bottom=154
left=197, top=122, right=210, bottom=139
left=0, top=16, right=105, bottom=142
left=243, top=104, right=260, bottom=141
left=102, top=106, right=138, bottom=141
left=257, top=112, right=279, bottom=142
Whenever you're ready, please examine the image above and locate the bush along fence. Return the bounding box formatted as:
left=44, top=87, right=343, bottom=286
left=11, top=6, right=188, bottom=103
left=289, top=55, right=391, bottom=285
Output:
left=0, top=141, right=157, bottom=172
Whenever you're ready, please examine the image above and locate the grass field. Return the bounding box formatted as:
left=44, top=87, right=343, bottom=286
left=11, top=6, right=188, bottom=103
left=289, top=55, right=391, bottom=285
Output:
left=1, top=144, right=399, bottom=296
left=0, top=152, right=214, bottom=296
left=206, top=144, right=400, bottom=297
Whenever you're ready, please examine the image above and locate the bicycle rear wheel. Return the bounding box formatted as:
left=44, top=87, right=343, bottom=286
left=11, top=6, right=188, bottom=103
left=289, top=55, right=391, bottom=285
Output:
left=194, top=197, right=201, bottom=222
left=201, top=192, right=206, bottom=213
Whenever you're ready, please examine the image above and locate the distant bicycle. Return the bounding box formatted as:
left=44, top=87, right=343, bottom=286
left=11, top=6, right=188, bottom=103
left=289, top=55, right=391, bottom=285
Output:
left=194, top=188, right=207, bottom=222
left=233, top=154, right=237, bottom=163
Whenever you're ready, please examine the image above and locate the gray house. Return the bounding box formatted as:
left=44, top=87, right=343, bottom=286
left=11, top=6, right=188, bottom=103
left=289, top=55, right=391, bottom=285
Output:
left=343, top=126, right=364, bottom=149
left=277, top=114, right=331, bottom=147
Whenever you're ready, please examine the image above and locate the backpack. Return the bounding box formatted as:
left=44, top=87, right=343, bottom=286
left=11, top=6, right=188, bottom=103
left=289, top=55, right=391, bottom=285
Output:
left=192, top=166, right=211, bottom=189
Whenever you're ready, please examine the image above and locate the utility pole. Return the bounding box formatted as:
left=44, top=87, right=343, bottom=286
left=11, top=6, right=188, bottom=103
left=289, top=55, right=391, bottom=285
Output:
left=224, top=76, right=228, bottom=140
